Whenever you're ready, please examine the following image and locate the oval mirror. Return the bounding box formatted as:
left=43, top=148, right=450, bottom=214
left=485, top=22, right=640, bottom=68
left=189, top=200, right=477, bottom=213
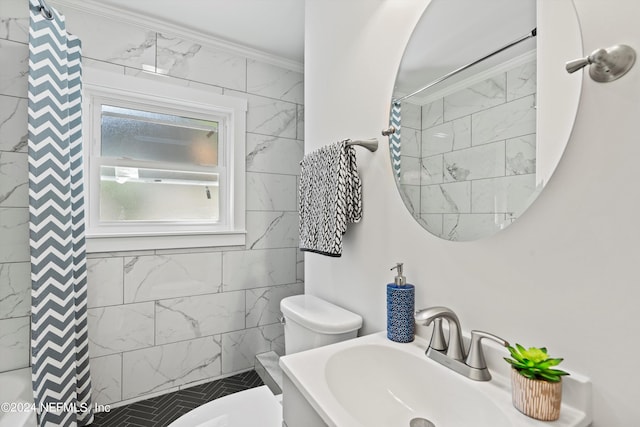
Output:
left=389, top=0, right=582, bottom=241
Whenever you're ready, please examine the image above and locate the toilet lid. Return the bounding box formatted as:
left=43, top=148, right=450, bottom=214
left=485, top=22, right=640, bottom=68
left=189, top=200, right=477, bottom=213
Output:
left=281, top=294, right=363, bottom=334
left=167, top=386, right=282, bottom=427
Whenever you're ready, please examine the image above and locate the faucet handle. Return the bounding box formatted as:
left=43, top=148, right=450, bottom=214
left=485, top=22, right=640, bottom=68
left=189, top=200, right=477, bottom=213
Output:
left=465, top=330, right=509, bottom=372
left=429, top=318, right=447, bottom=351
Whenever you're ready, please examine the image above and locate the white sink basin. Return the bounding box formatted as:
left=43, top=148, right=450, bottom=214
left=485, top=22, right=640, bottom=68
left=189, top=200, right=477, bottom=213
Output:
left=326, top=344, right=510, bottom=426
left=280, top=332, right=592, bottom=427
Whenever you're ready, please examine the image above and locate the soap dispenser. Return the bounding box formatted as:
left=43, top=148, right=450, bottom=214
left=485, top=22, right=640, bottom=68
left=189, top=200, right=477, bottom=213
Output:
left=387, top=263, right=415, bottom=343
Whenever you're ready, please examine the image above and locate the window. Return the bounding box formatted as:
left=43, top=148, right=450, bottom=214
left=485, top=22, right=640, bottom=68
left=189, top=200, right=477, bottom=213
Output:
left=83, top=69, right=247, bottom=252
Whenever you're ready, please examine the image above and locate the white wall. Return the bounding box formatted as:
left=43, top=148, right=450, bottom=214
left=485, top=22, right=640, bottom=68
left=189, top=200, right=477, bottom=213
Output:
left=304, top=0, right=640, bottom=425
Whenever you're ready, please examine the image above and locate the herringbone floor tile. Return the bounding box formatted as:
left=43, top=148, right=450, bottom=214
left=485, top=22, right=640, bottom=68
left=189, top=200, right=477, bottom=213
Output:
left=90, top=370, right=264, bottom=427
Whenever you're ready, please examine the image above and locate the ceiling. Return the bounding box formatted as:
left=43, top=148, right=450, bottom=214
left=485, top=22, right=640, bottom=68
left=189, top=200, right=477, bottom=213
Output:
left=97, top=0, right=305, bottom=63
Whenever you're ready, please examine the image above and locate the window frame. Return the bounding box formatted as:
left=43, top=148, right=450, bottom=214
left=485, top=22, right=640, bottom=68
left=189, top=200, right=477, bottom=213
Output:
left=82, top=68, right=247, bottom=253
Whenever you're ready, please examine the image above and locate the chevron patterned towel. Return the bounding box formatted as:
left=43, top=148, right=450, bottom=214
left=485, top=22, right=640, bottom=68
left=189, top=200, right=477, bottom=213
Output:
left=299, top=140, right=362, bottom=257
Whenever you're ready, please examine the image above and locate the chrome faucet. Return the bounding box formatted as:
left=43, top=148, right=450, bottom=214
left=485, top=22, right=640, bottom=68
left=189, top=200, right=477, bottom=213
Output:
left=414, top=306, right=509, bottom=381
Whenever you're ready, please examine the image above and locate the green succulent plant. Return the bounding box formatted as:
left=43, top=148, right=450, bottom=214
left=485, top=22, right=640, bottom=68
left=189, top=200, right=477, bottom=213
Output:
left=504, top=344, right=570, bottom=383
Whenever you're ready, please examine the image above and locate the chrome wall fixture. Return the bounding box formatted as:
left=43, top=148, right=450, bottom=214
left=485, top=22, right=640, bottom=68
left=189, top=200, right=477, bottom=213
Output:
left=566, top=44, right=636, bottom=82
left=381, top=126, right=396, bottom=136
left=346, top=138, right=379, bottom=152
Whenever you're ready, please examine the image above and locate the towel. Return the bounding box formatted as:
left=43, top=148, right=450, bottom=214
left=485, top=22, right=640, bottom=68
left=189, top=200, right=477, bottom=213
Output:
left=299, top=140, right=362, bottom=257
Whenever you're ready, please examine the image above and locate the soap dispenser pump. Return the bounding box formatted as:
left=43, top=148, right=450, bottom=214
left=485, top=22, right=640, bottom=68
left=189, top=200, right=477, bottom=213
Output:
left=386, top=262, right=415, bottom=343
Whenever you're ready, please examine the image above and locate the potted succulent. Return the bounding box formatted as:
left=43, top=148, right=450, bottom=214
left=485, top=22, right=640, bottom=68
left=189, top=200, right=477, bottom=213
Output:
left=504, top=344, right=570, bottom=421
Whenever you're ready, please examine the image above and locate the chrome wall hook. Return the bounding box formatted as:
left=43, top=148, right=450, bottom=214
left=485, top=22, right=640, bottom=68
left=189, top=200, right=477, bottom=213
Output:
left=381, top=126, right=396, bottom=136
left=566, top=44, right=636, bottom=82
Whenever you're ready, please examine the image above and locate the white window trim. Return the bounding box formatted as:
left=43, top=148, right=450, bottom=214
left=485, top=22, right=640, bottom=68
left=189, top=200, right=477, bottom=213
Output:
left=82, top=68, right=247, bottom=253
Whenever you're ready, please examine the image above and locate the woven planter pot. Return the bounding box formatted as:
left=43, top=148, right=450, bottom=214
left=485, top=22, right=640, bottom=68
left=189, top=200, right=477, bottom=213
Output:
left=511, top=368, right=562, bottom=421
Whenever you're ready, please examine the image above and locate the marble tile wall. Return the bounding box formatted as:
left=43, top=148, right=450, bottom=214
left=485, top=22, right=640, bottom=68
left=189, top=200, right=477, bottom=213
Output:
left=0, top=0, right=304, bottom=407
left=417, top=60, right=536, bottom=240
left=0, top=3, right=31, bottom=375
left=398, top=102, right=421, bottom=221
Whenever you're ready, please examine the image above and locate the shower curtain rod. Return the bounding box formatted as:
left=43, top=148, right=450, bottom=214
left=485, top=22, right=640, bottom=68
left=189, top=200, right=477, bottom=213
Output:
left=393, top=28, right=537, bottom=105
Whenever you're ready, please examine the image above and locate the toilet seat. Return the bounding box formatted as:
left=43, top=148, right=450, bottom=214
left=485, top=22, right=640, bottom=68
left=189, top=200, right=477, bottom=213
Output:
left=167, top=386, right=282, bottom=427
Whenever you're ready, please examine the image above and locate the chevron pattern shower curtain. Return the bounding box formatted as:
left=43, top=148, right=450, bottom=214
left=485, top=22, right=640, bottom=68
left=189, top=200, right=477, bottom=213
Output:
left=28, top=0, right=93, bottom=425
left=389, top=102, right=401, bottom=179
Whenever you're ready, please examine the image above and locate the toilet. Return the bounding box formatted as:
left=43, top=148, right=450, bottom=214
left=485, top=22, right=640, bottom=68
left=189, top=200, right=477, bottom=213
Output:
left=168, top=294, right=362, bottom=427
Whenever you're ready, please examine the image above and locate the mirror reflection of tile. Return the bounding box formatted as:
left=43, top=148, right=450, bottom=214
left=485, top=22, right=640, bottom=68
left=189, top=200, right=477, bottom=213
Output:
left=398, top=60, right=537, bottom=241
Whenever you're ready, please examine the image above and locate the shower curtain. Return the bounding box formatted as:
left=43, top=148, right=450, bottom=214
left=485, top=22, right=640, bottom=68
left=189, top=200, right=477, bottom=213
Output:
left=28, top=0, right=93, bottom=425
left=390, top=102, right=401, bottom=179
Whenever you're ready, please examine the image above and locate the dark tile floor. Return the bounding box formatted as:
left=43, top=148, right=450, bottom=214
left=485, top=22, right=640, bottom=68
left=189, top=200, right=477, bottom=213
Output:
left=89, top=370, right=264, bottom=427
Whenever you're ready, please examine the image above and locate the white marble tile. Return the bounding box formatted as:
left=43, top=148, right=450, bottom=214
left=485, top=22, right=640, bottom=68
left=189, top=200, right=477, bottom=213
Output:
left=246, top=133, right=303, bottom=176
left=506, top=134, right=536, bottom=175
left=222, top=248, right=296, bottom=291
left=507, top=60, right=537, bottom=101
left=443, top=141, right=505, bottom=182
left=246, top=211, right=298, bottom=250
left=421, top=99, right=444, bottom=129
left=246, top=173, right=297, bottom=211
left=64, top=10, right=155, bottom=70
left=90, top=354, right=122, bottom=406
left=157, top=33, right=246, bottom=91
left=296, top=249, right=304, bottom=284
left=444, top=75, right=506, bottom=122
left=399, top=127, right=421, bottom=158
left=0, top=316, right=29, bottom=371
left=399, top=185, right=420, bottom=217
left=122, top=335, right=222, bottom=399
left=400, top=102, right=422, bottom=130
left=247, top=60, right=303, bottom=104
left=418, top=214, right=444, bottom=236
left=228, top=91, right=297, bottom=139
left=442, top=214, right=508, bottom=241
left=420, top=182, right=471, bottom=214
left=84, top=59, right=126, bottom=75
left=0, top=95, right=28, bottom=152
left=255, top=350, right=282, bottom=392
left=87, top=257, right=124, bottom=308
left=400, top=156, right=421, bottom=186
left=421, top=155, right=444, bottom=185
left=0, top=262, right=30, bottom=319
left=422, top=116, right=471, bottom=156
left=471, top=174, right=536, bottom=215
left=0, top=15, right=29, bottom=43
left=0, top=40, right=28, bottom=98
left=0, top=208, right=29, bottom=263
left=87, top=302, right=155, bottom=357
left=296, top=105, right=304, bottom=141
left=123, top=253, right=222, bottom=303
left=472, top=95, right=536, bottom=146
left=221, top=323, right=284, bottom=374
left=123, top=66, right=224, bottom=95
left=0, top=0, right=29, bottom=44
left=246, top=283, right=304, bottom=328
left=155, top=291, right=245, bottom=345
left=0, top=151, right=27, bottom=207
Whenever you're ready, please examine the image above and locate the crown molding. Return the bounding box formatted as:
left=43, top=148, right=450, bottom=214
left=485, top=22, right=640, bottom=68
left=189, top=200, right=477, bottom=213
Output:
left=49, top=0, right=304, bottom=73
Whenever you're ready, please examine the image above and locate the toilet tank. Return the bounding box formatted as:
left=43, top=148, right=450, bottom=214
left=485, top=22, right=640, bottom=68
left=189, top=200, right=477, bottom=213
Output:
left=280, top=295, right=363, bottom=355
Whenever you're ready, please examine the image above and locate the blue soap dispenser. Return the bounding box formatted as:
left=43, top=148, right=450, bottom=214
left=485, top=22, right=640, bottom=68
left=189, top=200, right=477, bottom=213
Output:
left=387, top=262, right=415, bottom=343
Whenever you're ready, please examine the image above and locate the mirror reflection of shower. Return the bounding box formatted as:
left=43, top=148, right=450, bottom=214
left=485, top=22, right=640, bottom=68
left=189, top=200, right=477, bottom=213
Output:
left=388, top=0, right=583, bottom=241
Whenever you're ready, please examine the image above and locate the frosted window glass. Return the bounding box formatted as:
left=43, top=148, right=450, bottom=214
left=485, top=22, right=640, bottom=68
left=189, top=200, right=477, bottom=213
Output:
left=99, top=166, right=219, bottom=222
left=101, top=105, right=219, bottom=167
